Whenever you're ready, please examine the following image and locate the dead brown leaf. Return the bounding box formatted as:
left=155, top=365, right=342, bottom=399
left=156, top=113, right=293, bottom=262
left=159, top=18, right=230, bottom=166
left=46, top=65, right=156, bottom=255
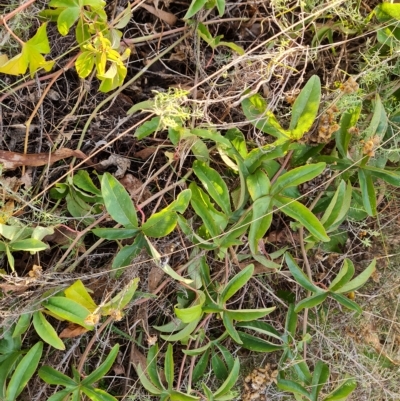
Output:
left=148, top=266, right=165, bottom=292
left=59, top=323, right=89, bottom=338
left=130, top=347, right=148, bottom=371
left=140, top=3, right=177, bottom=25
left=135, top=147, right=158, bottom=159
left=119, top=173, right=151, bottom=202
left=0, top=148, right=93, bottom=170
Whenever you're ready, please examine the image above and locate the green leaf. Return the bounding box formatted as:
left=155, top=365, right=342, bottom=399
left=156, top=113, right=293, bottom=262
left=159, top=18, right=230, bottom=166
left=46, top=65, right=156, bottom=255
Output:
left=112, top=234, right=146, bottom=271
left=270, top=163, right=326, bottom=196
left=0, top=353, right=21, bottom=399
left=154, top=319, right=186, bottom=333
left=364, top=166, right=400, bottom=186
left=358, top=169, right=376, bottom=217
left=274, top=196, right=330, bottom=242
left=142, top=209, right=178, bottom=238
left=248, top=196, right=273, bottom=254
left=0, top=23, right=54, bottom=77
left=193, top=348, right=210, bottom=382
left=236, top=320, right=282, bottom=341
left=5, top=342, right=43, bottom=401
left=191, top=129, right=233, bottom=149
left=323, top=378, right=357, bottom=401
left=184, top=0, right=208, bottom=19
left=246, top=170, right=271, bottom=201
left=335, top=104, right=361, bottom=158
left=64, top=280, right=97, bottom=312
left=277, top=379, right=311, bottom=399
left=82, top=344, right=119, bottom=386
left=213, top=358, right=240, bottom=398
left=237, top=332, right=283, bottom=352
left=13, top=314, right=32, bottom=337
left=222, top=313, right=241, bottom=344
left=225, top=307, right=275, bottom=322
left=43, top=297, right=93, bottom=329
left=215, top=343, right=234, bottom=371
left=216, top=0, right=225, bottom=16
left=212, top=352, right=228, bottom=380
left=10, top=238, right=48, bottom=252
left=290, top=75, right=321, bottom=140
left=310, top=361, right=329, bottom=401
left=165, top=189, right=192, bottom=213
left=170, top=391, right=200, bottom=401
left=114, top=3, right=132, bottom=29
left=135, top=117, right=161, bottom=139
left=101, top=278, right=139, bottom=315
left=285, top=253, right=321, bottom=293
left=221, top=264, right=254, bottom=303
left=135, top=364, right=163, bottom=395
left=174, top=291, right=205, bottom=323
left=101, top=172, right=138, bottom=227
left=57, top=6, right=80, bottom=36
left=193, top=161, right=231, bottom=215
left=285, top=304, right=298, bottom=337
left=329, top=259, right=355, bottom=292
left=336, top=259, right=376, bottom=294
left=38, top=366, right=77, bottom=388
left=73, top=170, right=101, bottom=195
left=330, top=293, right=362, bottom=314
left=294, top=292, right=329, bottom=313
left=241, top=94, right=288, bottom=138
left=164, top=344, right=174, bottom=390
left=189, top=183, right=228, bottom=237
left=81, top=386, right=118, bottom=401
left=160, top=317, right=201, bottom=342
left=32, top=311, right=65, bottom=350
left=146, top=344, right=164, bottom=390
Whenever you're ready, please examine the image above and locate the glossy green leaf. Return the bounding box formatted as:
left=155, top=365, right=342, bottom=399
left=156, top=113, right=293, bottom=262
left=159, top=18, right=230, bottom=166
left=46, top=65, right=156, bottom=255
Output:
left=63, top=280, right=96, bottom=314
left=213, top=358, right=240, bottom=398
left=134, top=116, right=161, bottom=139
left=358, top=169, right=376, bottom=217
left=323, top=378, right=357, bottom=400
left=294, top=292, right=329, bottom=313
left=146, top=344, right=164, bottom=390
left=44, top=297, right=92, bottom=329
left=270, top=163, right=326, bottom=196
left=174, top=291, right=205, bottom=323
left=164, top=344, right=174, bottom=390
left=193, top=161, right=231, bottom=215
left=290, top=75, right=321, bottom=139
left=277, top=379, right=310, bottom=399
left=237, top=332, right=283, bottom=352
left=225, top=307, right=275, bottom=322
left=310, top=361, right=330, bottom=401
left=101, top=172, right=138, bottom=227
left=142, top=209, right=178, bottom=238
left=38, top=366, right=77, bottom=387
left=246, top=170, right=271, bottom=201
left=10, top=239, right=48, bottom=252
left=222, top=313, right=241, bottom=344
left=241, top=94, right=288, bottom=138
left=189, top=183, right=228, bottom=237
left=165, top=189, right=192, bottom=213
left=336, top=259, right=376, bottom=293
left=92, top=228, right=140, bottom=240
left=184, top=0, right=208, bottom=19
left=101, top=278, right=139, bottom=315
left=329, top=259, right=355, bottom=292
left=285, top=253, right=321, bottom=293
left=5, top=342, right=43, bottom=401
left=330, top=293, right=362, bottom=314
left=82, top=344, right=119, bottom=386
left=13, top=314, right=32, bottom=337
left=160, top=317, right=201, bottom=342
left=193, top=348, right=210, bottom=382
left=248, top=196, right=273, bottom=254
left=221, top=264, right=254, bottom=303
left=32, top=311, right=65, bottom=350
left=274, top=196, right=330, bottom=242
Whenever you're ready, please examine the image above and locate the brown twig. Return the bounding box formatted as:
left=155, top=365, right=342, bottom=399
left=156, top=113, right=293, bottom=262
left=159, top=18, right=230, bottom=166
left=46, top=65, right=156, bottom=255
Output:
left=0, top=0, right=37, bottom=25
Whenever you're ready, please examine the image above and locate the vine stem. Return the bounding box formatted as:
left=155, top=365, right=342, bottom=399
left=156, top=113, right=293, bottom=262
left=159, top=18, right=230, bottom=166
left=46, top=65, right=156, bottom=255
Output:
left=0, top=0, right=37, bottom=25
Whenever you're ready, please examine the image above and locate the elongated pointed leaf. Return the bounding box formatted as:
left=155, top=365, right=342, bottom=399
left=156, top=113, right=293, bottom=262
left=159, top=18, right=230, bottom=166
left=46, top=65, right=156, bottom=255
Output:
left=336, top=259, right=376, bottom=293
left=165, top=189, right=192, bottom=213
left=329, top=259, right=355, bottom=292
left=310, top=361, right=329, bottom=401
left=101, top=278, right=139, bottom=315
left=5, top=342, right=43, bottom=401
left=330, top=293, right=362, bottom=314
left=82, top=344, right=119, bottom=386
left=277, top=379, right=311, bottom=399
left=193, top=161, right=231, bottom=215
left=248, top=197, right=273, bottom=254
left=81, top=386, right=118, bottom=401
left=323, top=378, right=357, bottom=400
left=64, top=280, right=97, bottom=312
left=147, top=344, right=164, bottom=390
left=135, top=116, right=161, bottom=139
left=290, top=75, right=321, bottom=140
left=222, top=313, right=242, bottom=344
left=193, top=348, right=211, bottom=382
left=271, top=163, right=326, bottom=196
left=236, top=320, right=282, bottom=341
left=213, top=358, right=240, bottom=398
left=275, top=196, right=330, bottom=242
left=285, top=253, right=321, bottom=293
left=38, top=366, right=77, bottom=387
left=225, top=307, right=275, bottom=322
left=221, top=264, right=254, bottom=303
left=160, top=317, right=201, bottom=342
left=142, top=209, right=178, bottom=238
left=358, top=169, right=376, bottom=217
left=170, top=391, right=200, bottom=401
left=164, top=344, right=174, bottom=390
left=92, top=228, right=140, bottom=240
left=364, top=166, right=400, bottom=187
left=33, top=311, right=65, bottom=350
left=13, top=313, right=31, bottom=337
left=237, top=332, right=283, bottom=352
left=294, top=292, right=329, bottom=313
left=175, top=291, right=205, bottom=323
left=136, top=364, right=163, bottom=394
left=336, top=103, right=361, bottom=158
left=285, top=304, right=298, bottom=338
left=212, top=352, right=228, bottom=380
left=101, top=173, right=138, bottom=227
left=246, top=170, right=271, bottom=201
